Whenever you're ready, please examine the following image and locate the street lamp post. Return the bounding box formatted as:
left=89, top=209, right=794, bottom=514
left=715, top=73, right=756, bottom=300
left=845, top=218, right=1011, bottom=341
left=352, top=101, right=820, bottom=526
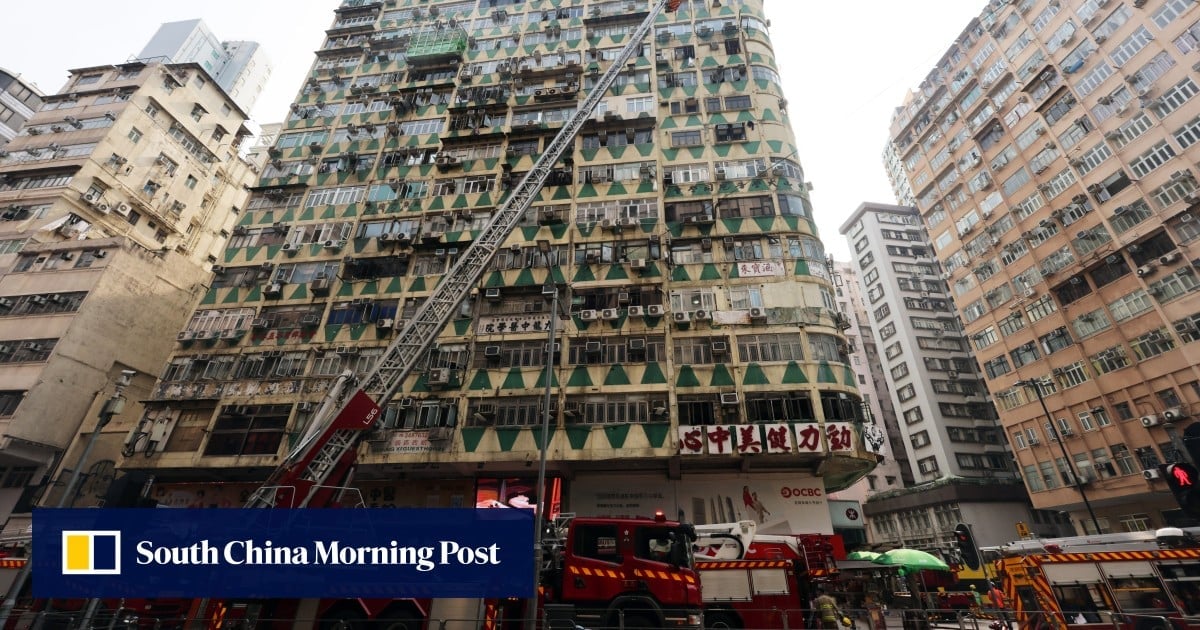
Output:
left=1017, top=378, right=1103, bottom=534
left=525, top=280, right=560, bottom=630
left=0, top=370, right=136, bottom=630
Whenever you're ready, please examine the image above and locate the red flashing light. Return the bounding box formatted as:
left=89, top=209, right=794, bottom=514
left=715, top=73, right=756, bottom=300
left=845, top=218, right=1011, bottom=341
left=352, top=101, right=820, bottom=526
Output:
left=667, top=0, right=683, bottom=11
left=654, top=510, right=666, bottom=522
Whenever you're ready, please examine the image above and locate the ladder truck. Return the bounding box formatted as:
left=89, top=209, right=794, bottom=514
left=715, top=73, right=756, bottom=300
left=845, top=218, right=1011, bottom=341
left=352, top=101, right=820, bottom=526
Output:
left=187, top=0, right=694, bottom=628
left=690, top=522, right=842, bottom=630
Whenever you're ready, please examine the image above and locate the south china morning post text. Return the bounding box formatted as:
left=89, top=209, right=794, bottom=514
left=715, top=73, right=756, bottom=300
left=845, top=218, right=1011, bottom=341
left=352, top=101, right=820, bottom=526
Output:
left=33, top=507, right=534, bottom=599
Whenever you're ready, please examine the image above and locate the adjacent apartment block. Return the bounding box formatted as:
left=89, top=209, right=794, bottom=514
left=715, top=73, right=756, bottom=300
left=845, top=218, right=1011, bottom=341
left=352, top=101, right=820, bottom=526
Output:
left=0, top=61, right=256, bottom=531
left=840, top=202, right=1066, bottom=550
left=138, top=19, right=273, bottom=115
left=0, top=69, right=43, bottom=146
left=106, top=0, right=878, bottom=548
left=886, top=0, right=1200, bottom=533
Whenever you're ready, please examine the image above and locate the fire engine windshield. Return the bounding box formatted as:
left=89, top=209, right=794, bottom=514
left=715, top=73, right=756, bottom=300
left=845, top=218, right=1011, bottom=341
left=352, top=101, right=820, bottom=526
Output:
left=637, top=526, right=696, bottom=569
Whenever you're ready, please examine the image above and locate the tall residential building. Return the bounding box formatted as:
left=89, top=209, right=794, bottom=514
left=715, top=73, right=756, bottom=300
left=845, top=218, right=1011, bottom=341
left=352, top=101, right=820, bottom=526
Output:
left=0, top=69, right=43, bottom=146
left=839, top=202, right=1069, bottom=551
left=106, top=0, right=877, bottom=556
left=829, top=260, right=909, bottom=547
left=882, top=143, right=917, bottom=207
left=886, top=0, right=1200, bottom=534
left=0, top=61, right=256, bottom=532
left=138, top=19, right=273, bottom=115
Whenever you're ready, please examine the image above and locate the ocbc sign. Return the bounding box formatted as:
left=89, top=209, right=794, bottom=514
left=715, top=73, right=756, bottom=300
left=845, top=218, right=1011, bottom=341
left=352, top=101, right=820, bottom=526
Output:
left=780, top=487, right=823, bottom=498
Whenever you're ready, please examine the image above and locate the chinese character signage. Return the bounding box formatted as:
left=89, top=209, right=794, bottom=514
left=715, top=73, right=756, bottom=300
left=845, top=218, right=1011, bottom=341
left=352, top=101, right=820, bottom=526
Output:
left=678, top=422, right=858, bottom=456
left=736, top=261, right=785, bottom=277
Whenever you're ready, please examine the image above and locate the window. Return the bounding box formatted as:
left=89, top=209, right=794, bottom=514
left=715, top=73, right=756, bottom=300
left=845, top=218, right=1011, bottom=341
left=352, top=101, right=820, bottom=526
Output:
left=202, top=404, right=290, bottom=456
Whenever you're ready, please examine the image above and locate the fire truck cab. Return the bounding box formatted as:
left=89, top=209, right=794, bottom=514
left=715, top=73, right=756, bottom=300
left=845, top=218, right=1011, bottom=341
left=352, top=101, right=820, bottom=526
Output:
left=996, top=527, right=1200, bottom=630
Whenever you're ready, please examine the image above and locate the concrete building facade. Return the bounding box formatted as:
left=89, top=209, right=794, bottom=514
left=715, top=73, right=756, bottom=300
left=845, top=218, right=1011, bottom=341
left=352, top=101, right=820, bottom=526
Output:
left=138, top=19, right=273, bottom=115
left=886, top=0, right=1200, bottom=534
left=108, top=0, right=878, bottom=540
left=0, top=61, right=256, bottom=532
left=0, top=69, right=43, bottom=146
left=838, top=202, right=1069, bottom=552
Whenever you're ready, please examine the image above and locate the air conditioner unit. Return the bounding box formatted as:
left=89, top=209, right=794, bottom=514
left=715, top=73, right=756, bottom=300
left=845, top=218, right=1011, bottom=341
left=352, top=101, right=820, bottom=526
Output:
left=647, top=305, right=665, bottom=317
left=579, top=309, right=600, bottom=321
left=1163, top=407, right=1187, bottom=423
left=376, top=318, right=395, bottom=329
left=674, top=311, right=692, bottom=324
left=1137, top=264, right=1156, bottom=277
left=1141, top=414, right=1162, bottom=427
left=484, top=345, right=502, bottom=358
left=585, top=341, right=602, bottom=353
left=693, top=310, right=712, bottom=321
left=1160, top=252, right=1181, bottom=265
left=630, top=258, right=648, bottom=270
left=426, top=368, right=452, bottom=386
left=628, top=305, right=646, bottom=317
left=600, top=218, right=617, bottom=231
left=177, top=331, right=195, bottom=341
left=711, top=341, right=728, bottom=354
left=749, top=307, right=767, bottom=320
left=719, top=392, right=740, bottom=406
left=264, top=283, right=284, bottom=298
left=600, top=308, right=619, bottom=320
left=323, top=239, right=343, bottom=249
left=310, top=277, right=331, bottom=294
left=1144, top=468, right=1162, bottom=480
left=484, top=288, right=502, bottom=301
left=427, top=426, right=454, bottom=442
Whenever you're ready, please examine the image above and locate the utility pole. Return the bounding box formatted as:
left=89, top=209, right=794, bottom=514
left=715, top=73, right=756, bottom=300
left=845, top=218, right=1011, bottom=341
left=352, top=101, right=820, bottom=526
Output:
left=1017, top=378, right=1102, bottom=534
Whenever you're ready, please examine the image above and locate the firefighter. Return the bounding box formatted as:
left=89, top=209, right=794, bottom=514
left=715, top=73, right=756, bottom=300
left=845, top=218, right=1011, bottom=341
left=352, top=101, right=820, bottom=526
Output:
left=814, top=587, right=843, bottom=630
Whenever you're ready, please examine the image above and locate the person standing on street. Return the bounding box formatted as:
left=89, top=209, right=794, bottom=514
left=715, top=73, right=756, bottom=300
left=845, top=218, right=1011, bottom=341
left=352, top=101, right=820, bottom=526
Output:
left=814, top=587, right=843, bottom=630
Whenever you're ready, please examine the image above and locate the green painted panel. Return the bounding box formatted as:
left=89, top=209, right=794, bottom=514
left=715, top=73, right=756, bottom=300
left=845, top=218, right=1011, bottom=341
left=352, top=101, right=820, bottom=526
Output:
left=671, top=266, right=690, bottom=281
left=469, top=370, right=493, bottom=391
left=643, top=424, right=669, bottom=448
left=453, top=319, right=471, bottom=336
left=495, top=428, right=521, bottom=452
left=676, top=366, right=701, bottom=388
left=753, top=216, right=775, bottom=232
left=843, top=365, right=858, bottom=386
left=461, top=427, right=485, bottom=453
left=721, top=217, right=744, bottom=233
left=607, top=181, right=627, bottom=196
left=641, top=362, right=668, bottom=385
left=687, top=146, right=705, bottom=159
left=604, top=424, right=631, bottom=449
left=200, top=288, right=217, bottom=305
left=324, top=324, right=342, bottom=342
left=794, top=259, right=810, bottom=276
left=289, top=283, right=309, bottom=300
left=222, top=288, right=243, bottom=304
left=604, top=264, right=629, bottom=281
left=530, top=425, right=557, bottom=452
left=567, top=366, right=594, bottom=387
left=604, top=364, right=630, bottom=386
left=699, top=264, right=722, bottom=281
left=710, top=364, right=735, bottom=387
left=817, top=361, right=837, bottom=383
left=483, top=272, right=505, bottom=288
left=385, top=276, right=404, bottom=293
left=565, top=426, right=591, bottom=450
left=783, top=361, right=809, bottom=384
left=742, top=363, right=770, bottom=386
left=572, top=265, right=597, bottom=283
left=501, top=368, right=526, bottom=390
left=578, top=183, right=598, bottom=198
left=361, top=280, right=379, bottom=295
left=532, top=367, right=560, bottom=389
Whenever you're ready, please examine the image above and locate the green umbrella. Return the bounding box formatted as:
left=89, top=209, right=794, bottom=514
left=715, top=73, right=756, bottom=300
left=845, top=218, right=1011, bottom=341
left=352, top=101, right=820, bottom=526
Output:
left=872, top=548, right=951, bottom=571
left=847, top=550, right=881, bottom=560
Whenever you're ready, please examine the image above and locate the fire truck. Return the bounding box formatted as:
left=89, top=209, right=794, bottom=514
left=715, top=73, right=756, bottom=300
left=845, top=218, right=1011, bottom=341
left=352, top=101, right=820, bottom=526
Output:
left=690, top=521, right=843, bottom=629
left=995, top=527, right=1200, bottom=630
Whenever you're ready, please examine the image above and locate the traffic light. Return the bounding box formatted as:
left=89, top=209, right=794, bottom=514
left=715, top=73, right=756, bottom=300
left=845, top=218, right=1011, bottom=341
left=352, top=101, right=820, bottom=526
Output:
left=1163, top=462, right=1200, bottom=518
left=954, top=523, right=981, bottom=570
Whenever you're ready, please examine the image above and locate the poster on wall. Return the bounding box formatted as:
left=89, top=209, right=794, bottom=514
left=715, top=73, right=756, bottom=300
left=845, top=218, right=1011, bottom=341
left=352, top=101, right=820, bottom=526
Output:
left=568, top=472, right=832, bottom=535
left=475, top=477, right=562, bottom=520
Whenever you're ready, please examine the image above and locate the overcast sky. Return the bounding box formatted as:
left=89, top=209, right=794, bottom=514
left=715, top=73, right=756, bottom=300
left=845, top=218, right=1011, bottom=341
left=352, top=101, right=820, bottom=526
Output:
left=0, top=1, right=986, bottom=260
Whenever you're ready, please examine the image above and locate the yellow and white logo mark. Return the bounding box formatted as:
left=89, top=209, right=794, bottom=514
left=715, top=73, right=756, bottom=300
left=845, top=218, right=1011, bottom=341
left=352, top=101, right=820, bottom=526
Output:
left=62, top=531, right=121, bottom=575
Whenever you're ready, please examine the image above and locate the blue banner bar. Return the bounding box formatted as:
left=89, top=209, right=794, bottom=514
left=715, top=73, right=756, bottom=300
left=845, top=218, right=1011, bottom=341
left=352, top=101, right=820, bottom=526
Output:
left=33, top=508, right=534, bottom=599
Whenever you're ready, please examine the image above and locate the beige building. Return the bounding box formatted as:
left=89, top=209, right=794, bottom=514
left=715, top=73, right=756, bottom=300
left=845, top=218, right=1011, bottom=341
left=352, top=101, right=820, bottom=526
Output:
left=886, top=0, right=1200, bottom=533
left=107, top=0, right=878, bottom=540
left=0, top=61, right=255, bottom=530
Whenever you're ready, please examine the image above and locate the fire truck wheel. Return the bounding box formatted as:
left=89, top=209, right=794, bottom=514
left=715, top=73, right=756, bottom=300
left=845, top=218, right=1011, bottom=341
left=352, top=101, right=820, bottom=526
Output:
left=704, top=611, right=740, bottom=630
left=379, top=610, right=421, bottom=630
left=318, top=607, right=366, bottom=630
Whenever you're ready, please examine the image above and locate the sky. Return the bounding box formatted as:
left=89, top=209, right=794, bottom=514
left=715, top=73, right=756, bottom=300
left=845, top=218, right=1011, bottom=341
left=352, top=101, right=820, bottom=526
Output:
left=0, top=0, right=987, bottom=260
